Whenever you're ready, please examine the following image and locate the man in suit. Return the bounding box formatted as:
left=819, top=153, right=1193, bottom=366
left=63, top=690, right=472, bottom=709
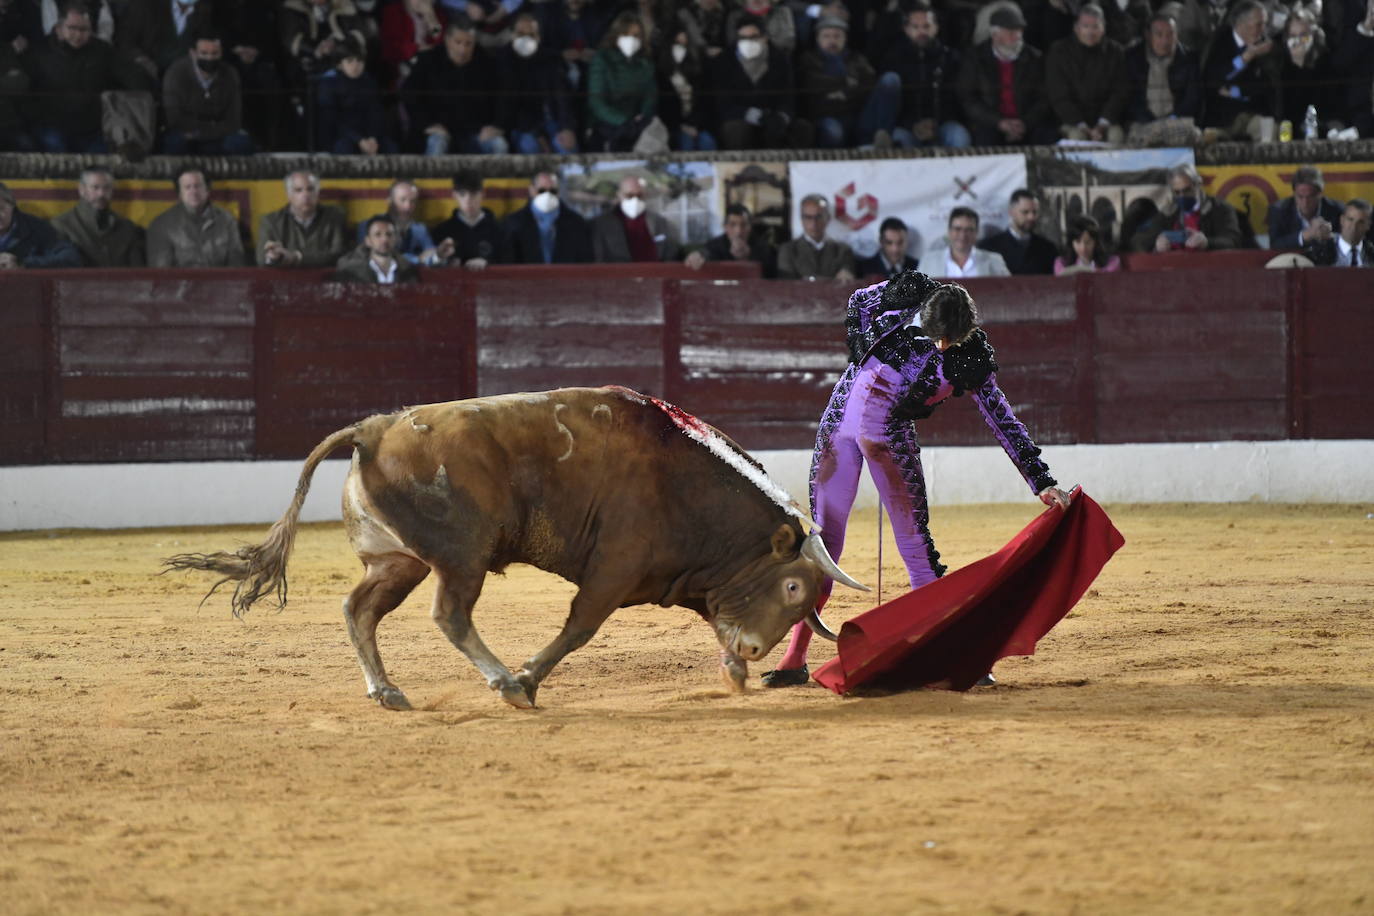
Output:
left=592, top=175, right=681, bottom=263
left=1268, top=165, right=1344, bottom=250
left=978, top=189, right=1058, bottom=275
left=498, top=171, right=593, bottom=264
left=1200, top=0, right=1279, bottom=138
left=776, top=194, right=855, bottom=280
left=855, top=217, right=919, bottom=278
left=1303, top=199, right=1374, bottom=267
left=926, top=206, right=1011, bottom=278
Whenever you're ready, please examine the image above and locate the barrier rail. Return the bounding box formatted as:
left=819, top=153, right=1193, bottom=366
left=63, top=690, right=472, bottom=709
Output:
left=2, top=264, right=1371, bottom=465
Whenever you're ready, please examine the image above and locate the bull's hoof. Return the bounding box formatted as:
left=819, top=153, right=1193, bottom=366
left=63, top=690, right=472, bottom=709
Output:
left=370, top=686, right=412, bottom=710
left=514, top=670, right=541, bottom=705
left=719, top=656, right=748, bottom=693
left=496, top=680, right=537, bottom=709
left=760, top=665, right=809, bottom=688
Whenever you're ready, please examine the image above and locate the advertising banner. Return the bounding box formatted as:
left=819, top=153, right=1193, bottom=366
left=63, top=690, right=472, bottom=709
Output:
left=788, top=155, right=1027, bottom=261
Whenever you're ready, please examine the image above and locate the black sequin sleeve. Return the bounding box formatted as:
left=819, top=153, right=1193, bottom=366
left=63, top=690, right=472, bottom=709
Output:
left=941, top=329, right=999, bottom=396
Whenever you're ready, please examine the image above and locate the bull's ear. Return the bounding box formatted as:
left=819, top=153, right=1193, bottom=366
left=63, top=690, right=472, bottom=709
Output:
left=770, top=523, right=798, bottom=559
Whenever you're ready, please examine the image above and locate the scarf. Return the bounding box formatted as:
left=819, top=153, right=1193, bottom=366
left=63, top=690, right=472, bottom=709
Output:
left=1146, top=51, right=1174, bottom=119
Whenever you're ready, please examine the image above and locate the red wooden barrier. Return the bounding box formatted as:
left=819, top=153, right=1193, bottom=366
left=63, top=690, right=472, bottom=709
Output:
left=2, top=264, right=1371, bottom=466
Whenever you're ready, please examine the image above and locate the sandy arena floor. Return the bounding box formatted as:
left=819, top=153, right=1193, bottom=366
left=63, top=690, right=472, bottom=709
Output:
left=1, top=502, right=1372, bottom=914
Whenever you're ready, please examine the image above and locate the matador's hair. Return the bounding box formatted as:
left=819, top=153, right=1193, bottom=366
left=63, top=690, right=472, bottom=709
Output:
left=920, top=284, right=979, bottom=347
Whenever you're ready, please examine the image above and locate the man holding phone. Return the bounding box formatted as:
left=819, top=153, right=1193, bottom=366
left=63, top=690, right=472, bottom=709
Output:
left=1131, top=163, right=1244, bottom=254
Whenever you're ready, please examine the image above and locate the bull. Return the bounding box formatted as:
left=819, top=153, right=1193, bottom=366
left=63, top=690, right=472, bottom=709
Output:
left=165, top=386, right=867, bottom=709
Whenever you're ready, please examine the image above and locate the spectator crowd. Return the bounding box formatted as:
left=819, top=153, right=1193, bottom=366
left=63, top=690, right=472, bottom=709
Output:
left=2, top=0, right=1374, bottom=156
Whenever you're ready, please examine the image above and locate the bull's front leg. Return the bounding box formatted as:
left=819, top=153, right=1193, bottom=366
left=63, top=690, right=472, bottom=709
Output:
left=719, top=647, right=748, bottom=693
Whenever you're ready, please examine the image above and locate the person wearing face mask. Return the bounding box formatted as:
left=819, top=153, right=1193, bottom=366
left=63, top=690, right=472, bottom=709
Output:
left=708, top=14, right=813, bottom=149
left=592, top=175, right=683, bottom=263
left=1131, top=163, right=1243, bottom=254
left=1277, top=9, right=1340, bottom=137
left=161, top=31, right=256, bottom=154
left=586, top=12, right=657, bottom=150
left=500, top=12, right=579, bottom=154
left=498, top=172, right=594, bottom=265
left=658, top=27, right=718, bottom=150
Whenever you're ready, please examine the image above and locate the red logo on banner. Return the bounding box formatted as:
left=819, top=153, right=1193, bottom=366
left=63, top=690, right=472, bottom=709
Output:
left=833, top=182, right=878, bottom=231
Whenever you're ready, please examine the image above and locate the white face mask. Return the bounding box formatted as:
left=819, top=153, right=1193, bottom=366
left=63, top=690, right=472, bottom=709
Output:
left=620, top=197, right=646, bottom=219
left=532, top=190, right=559, bottom=213
left=671, top=43, right=687, bottom=63
left=617, top=35, right=641, bottom=57
left=737, top=38, right=763, bottom=59
left=512, top=35, right=538, bottom=57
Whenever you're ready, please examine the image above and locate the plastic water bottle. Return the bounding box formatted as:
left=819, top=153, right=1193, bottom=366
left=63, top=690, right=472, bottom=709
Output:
left=1304, top=105, right=1318, bottom=140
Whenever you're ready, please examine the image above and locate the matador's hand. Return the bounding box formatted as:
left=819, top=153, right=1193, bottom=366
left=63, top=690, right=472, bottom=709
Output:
left=1038, top=486, right=1072, bottom=510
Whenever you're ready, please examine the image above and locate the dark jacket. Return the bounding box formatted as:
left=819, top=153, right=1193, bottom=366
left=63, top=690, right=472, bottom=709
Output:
left=0, top=42, right=29, bottom=139
left=1131, top=195, right=1243, bottom=252
left=401, top=44, right=502, bottom=146
left=855, top=252, right=919, bottom=278
left=499, top=46, right=576, bottom=135
left=591, top=209, right=681, bottom=262
left=1124, top=41, right=1201, bottom=122
left=701, top=233, right=777, bottom=278
left=878, top=38, right=962, bottom=126
left=1278, top=51, right=1340, bottom=129
left=257, top=205, right=351, bottom=268
left=797, top=48, right=876, bottom=121
left=162, top=56, right=243, bottom=140
left=431, top=208, right=502, bottom=264
left=708, top=47, right=798, bottom=126
left=316, top=67, right=393, bottom=150
left=1045, top=35, right=1130, bottom=126
left=331, top=247, right=422, bottom=284
left=1268, top=195, right=1346, bottom=250
left=956, top=40, right=1052, bottom=134
left=978, top=229, right=1059, bottom=275
left=655, top=45, right=713, bottom=136
left=586, top=45, right=656, bottom=129
left=0, top=208, right=83, bottom=268
left=24, top=35, right=148, bottom=136
left=117, top=0, right=216, bottom=74
left=278, top=0, right=368, bottom=68
left=1302, top=236, right=1374, bottom=266
left=1201, top=28, right=1279, bottom=127
left=50, top=200, right=146, bottom=267
left=498, top=205, right=593, bottom=264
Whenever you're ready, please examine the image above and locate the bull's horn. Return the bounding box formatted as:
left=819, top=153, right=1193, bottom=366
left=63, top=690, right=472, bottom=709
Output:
left=805, top=608, right=840, bottom=643
left=801, top=532, right=871, bottom=592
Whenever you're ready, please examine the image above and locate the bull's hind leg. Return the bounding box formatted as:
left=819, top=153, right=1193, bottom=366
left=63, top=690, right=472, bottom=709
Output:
left=430, top=569, right=534, bottom=709
left=514, top=583, right=620, bottom=705
left=343, top=552, right=430, bottom=710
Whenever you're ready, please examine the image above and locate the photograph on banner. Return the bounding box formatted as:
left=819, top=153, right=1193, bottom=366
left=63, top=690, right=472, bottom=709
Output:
left=1029, top=148, right=1194, bottom=251
left=715, top=162, right=789, bottom=248
left=560, top=160, right=718, bottom=247
left=1200, top=162, right=1374, bottom=248
left=788, top=156, right=1027, bottom=263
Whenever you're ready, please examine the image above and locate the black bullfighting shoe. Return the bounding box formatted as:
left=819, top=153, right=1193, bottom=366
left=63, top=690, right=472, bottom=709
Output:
left=760, top=665, right=810, bottom=688
left=975, top=673, right=997, bottom=687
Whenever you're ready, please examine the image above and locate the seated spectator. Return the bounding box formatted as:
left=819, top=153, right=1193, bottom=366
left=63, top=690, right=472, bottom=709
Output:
left=676, top=0, right=727, bottom=60
left=0, top=37, right=34, bottom=151
left=1303, top=199, right=1374, bottom=267
left=709, top=14, right=813, bottom=150
left=0, top=181, right=82, bottom=269
left=51, top=166, right=145, bottom=267
left=927, top=206, right=1011, bottom=278
left=776, top=194, right=855, bottom=281
left=1131, top=163, right=1242, bottom=253
left=498, top=171, right=594, bottom=264
left=278, top=0, right=369, bottom=89
left=541, top=0, right=611, bottom=93
left=214, top=2, right=288, bottom=150
left=1046, top=4, right=1128, bottom=143
left=956, top=5, right=1057, bottom=146
left=161, top=31, right=255, bottom=155
left=978, top=188, right=1058, bottom=275
left=316, top=40, right=397, bottom=154
left=334, top=215, right=421, bottom=284
left=147, top=168, right=246, bottom=267
left=1053, top=215, right=1121, bottom=274
left=684, top=203, right=775, bottom=277
left=1155, top=0, right=1216, bottom=59
left=118, top=0, right=216, bottom=78
left=797, top=16, right=877, bottom=148
left=658, top=25, right=717, bottom=151
left=1332, top=3, right=1374, bottom=138
left=26, top=4, right=149, bottom=153
left=357, top=180, right=451, bottom=266
left=402, top=17, right=507, bottom=154
left=872, top=3, right=971, bottom=149
left=1268, top=165, right=1343, bottom=250
left=1278, top=9, right=1340, bottom=137
left=379, top=0, right=446, bottom=88
left=1124, top=12, right=1202, bottom=146
left=585, top=12, right=656, bottom=151
left=501, top=13, right=579, bottom=154
left=1201, top=0, right=1279, bottom=140
left=431, top=171, right=501, bottom=269
left=855, top=217, right=919, bottom=278
left=592, top=175, right=682, bottom=263
left=258, top=170, right=350, bottom=268
left=725, top=0, right=795, bottom=57
left=41, top=0, right=113, bottom=44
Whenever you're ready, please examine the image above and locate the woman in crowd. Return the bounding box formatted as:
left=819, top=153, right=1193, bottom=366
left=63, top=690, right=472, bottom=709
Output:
left=1053, top=215, right=1121, bottom=274
left=585, top=12, right=657, bottom=150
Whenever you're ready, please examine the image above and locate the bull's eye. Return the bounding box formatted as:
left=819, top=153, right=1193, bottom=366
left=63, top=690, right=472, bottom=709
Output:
left=787, top=581, right=798, bottom=594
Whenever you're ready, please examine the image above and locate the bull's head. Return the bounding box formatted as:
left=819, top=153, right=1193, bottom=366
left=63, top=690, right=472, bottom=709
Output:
left=707, top=524, right=868, bottom=663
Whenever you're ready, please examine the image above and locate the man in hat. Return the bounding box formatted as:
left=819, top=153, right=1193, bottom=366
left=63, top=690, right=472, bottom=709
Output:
left=956, top=4, right=1056, bottom=146
left=796, top=15, right=878, bottom=148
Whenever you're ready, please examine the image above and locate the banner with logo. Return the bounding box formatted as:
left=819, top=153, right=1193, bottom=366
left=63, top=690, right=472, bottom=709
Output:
left=1199, top=161, right=1374, bottom=246
left=787, top=155, right=1027, bottom=262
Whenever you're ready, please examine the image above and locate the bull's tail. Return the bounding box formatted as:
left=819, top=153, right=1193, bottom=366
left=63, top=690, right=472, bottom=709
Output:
left=162, top=425, right=360, bottom=617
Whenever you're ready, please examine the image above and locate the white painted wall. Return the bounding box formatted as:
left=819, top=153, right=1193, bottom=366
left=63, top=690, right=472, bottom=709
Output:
left=1, top=441, right=1371, bottom=532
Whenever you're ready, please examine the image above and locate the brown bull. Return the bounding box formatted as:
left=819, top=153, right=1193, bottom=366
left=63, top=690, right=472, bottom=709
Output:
left=166, top=386, right=866, bottom=709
